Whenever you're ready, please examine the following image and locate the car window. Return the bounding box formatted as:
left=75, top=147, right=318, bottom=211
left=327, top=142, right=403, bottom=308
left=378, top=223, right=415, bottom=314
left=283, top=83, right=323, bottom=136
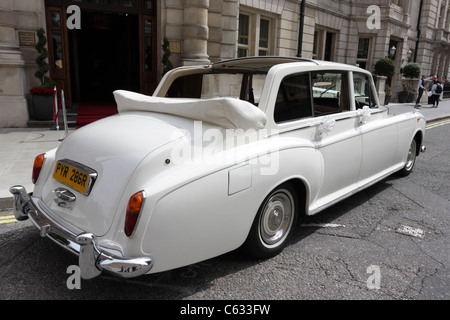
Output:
left=311, top=71, right=350, bottom=116
left=353, top=72, right=378, bottom=108
left=274, top=73, right=313, bottom=123
left=166, top=74, right=204, bottom=98
left=165, top=72, right=266, bottom=105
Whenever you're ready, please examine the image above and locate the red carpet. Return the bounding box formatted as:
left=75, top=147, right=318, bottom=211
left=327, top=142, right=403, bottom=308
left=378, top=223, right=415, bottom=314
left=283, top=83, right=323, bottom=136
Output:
left=76, top=101, right=118, bottom=128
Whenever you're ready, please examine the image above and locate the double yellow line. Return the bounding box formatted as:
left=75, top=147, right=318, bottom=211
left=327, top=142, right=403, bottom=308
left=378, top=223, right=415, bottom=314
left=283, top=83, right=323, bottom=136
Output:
left=426, top=118, right=450, bottom=130
left=0, top=215, right=17, bottom=224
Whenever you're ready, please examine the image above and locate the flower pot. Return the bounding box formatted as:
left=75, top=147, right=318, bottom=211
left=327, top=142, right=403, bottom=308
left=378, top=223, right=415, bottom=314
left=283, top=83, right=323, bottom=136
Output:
left=407, top=93, right=415, bottom=103
left=30, top=95, right=54, bottom=120
left=384, top=95, right=391, bottom=105
left=398, top=92, right=408, bottom=103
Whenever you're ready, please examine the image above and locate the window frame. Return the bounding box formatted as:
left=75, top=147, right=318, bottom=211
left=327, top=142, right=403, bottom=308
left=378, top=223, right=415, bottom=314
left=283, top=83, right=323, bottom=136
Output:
left=274, top=70, right=352, bottom=124
left=352, top=72, right=378, bottom=109
left=238, top=13, right=250, bottom=58
left=312, top=28, right=336, bottom=61
left=356, top=37, right=372, bottom=70
left=238, top=11, right=275, bottom=57
left=274, top=72, right=313, bottom=123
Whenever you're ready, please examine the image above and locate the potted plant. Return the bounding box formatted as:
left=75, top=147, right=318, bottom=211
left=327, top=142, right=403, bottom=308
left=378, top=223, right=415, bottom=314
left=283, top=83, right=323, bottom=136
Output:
left=161, top=38, right=173, bottom=77
left=398, top=83, right=412, bottom=103
left=28, top=28, right=57, bottom=120
left=384, top=85, right=392, bottom=105
left=374, top=58, right=396, bottom=105
left=401, top=62, right=421, bottom=103
left=374, top=58, right=396, bottom=79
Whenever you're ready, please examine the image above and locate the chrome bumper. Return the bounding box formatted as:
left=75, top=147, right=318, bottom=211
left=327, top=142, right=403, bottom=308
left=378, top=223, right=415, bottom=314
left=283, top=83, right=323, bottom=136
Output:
left=9, top=185, right=153, bottom=279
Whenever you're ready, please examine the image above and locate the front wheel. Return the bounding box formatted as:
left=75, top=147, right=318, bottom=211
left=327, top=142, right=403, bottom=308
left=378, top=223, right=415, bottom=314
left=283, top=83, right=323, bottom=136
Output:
left=242, top=183, right=298, bottom=259
left=398, top=139, right=417, bottom=176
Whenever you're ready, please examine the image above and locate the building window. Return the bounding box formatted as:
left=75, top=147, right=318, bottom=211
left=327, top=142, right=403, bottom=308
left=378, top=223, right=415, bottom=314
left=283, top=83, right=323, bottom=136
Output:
left=313, top=28, right=336, bottom=61
left=446, top=10, right=450, bottom=31
left=357, top=38, right=371, bottom=70
left=258, top=19, right=269, bottom=56
left=238, top=12, right=273, bottom=57
left=238, top=14, right=249, bottom=57
left=388, top=39, right=398, bottom=60
left=392, top=0, right=403, bottom=8
left=438, top=4, right=446, bottom=29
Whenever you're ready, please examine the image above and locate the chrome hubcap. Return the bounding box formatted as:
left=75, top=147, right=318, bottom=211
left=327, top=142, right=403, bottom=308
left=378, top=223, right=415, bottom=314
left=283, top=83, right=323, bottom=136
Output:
left=405, top=140, right=417, bottom=171
left=259, top=190, right=294, bottom=246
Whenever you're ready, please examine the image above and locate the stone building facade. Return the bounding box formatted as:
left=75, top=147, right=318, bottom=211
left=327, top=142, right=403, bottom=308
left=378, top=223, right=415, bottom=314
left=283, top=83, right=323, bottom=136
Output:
left=1, top=0, right=449, bottom=127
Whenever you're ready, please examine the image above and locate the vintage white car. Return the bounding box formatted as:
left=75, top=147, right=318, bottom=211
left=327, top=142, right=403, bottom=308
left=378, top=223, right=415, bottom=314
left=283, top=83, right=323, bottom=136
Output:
left=11, top=57, right=426, bottom=279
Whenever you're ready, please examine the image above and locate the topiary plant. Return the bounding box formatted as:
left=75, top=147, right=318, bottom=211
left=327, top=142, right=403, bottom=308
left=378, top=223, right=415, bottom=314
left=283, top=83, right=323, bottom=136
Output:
left=161, top=37, right=173, bottom=77
left=374, top=58, right=396, bottom=78
left=401, top=62, right=421, bottom=101
left=402, top=62, right=421, bottom=79
left=34, top=28, right=56, bottom=88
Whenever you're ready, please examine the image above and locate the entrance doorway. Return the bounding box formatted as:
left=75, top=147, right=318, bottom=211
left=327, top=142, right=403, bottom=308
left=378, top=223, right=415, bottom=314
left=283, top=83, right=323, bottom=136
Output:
left=70, top=11, right=140, bottom=103
left=45, top=0, right=157, bottom=110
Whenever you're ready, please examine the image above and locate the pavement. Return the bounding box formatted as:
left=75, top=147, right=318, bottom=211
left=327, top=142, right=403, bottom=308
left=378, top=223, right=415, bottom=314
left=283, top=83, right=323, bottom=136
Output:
left=1, top=99, right=450, bottom=209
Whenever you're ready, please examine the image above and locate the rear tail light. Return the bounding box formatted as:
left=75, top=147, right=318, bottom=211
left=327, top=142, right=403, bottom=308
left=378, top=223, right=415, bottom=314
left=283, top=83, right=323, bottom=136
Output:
left=32, top=153, right=46, bottom=184
left=124, top=191, right=145, bottom=237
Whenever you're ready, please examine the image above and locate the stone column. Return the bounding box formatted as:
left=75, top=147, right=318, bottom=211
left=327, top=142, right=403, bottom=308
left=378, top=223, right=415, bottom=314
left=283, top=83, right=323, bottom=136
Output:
left=0, top=0, right=28, bottom=127
left=182, top=0, right=210, bottom=65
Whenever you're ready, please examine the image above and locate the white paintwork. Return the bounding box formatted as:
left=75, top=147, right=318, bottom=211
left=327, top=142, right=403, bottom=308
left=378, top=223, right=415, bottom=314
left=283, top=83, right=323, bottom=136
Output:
left=114, top=90, right=267, bottom=130
left=31, top=57, right=426, bottom=274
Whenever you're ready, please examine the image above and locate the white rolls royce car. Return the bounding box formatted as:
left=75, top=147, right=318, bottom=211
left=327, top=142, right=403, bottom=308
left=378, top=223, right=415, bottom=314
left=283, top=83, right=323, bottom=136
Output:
left=11, top=57, right=426, bottom=279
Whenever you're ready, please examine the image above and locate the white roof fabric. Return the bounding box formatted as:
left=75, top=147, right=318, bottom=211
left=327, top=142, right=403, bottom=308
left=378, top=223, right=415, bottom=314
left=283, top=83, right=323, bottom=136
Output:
left=113, top=90, right=267, bottom=130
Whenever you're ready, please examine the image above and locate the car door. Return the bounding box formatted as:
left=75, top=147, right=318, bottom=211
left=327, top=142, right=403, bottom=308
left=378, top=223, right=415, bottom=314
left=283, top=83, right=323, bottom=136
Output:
left=310, top=70, right=363, bottom=210
left=353, top=72, right=398, bottom=187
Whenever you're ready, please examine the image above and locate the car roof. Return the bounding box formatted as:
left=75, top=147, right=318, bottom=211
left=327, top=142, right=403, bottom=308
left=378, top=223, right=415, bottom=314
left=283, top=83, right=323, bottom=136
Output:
left=210, top=56, right=318, bottom=72
left=153, top=56, right=371, bottom=96
left=209, top=56, right=368, bottom=74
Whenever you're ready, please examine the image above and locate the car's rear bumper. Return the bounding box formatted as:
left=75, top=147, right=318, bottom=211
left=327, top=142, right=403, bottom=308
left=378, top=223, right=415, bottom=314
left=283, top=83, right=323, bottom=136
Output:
left=9, top=185, right=153, bottom=279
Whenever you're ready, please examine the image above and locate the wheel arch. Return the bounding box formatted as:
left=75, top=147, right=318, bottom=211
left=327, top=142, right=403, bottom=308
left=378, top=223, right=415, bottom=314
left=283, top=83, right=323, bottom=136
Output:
left=413, top=129, right=424, bottom=156
left=281, top=177, right=310, bottom=220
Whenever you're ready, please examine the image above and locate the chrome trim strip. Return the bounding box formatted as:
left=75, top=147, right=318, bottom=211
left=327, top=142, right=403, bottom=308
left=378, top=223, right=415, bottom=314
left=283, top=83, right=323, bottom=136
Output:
left=9, top=185, right=153, bottom=279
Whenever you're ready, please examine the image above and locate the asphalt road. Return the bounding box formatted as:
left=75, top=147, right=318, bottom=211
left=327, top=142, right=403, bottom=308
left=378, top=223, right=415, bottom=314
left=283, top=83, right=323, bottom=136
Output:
left=0, top=119, right=449, bottom=303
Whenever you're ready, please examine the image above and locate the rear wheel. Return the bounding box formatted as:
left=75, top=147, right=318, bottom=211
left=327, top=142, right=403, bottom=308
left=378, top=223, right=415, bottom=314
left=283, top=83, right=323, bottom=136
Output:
left=398, top=139, right=417, bottom=176
left=243, top=183, right=298, bottom=259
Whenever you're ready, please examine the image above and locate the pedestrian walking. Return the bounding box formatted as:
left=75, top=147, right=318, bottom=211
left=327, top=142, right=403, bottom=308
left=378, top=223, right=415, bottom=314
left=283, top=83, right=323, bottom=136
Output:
left=415, top=75, right=433, bottom=107
left=431, top=80, right=443, bottom=108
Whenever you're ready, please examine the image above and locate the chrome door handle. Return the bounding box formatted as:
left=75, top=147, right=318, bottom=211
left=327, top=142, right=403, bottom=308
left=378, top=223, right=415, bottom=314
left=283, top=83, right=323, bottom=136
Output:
left=54, top=187, right=76, bottom=202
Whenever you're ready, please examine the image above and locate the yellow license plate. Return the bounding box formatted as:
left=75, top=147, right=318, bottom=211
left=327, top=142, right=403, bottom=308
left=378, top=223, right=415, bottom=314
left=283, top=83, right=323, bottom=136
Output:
left=53, top=160, right=97, bottom=195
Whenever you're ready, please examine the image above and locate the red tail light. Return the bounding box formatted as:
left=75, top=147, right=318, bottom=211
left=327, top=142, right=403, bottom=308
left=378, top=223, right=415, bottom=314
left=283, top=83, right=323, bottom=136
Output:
left=124, top=191, right=145, bottom=237
left=32, top=153, right=46, bottom=184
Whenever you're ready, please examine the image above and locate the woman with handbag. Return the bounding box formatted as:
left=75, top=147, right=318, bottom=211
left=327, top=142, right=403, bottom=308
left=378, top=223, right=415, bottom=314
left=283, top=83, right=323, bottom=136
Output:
left=431, top=80, right=443, bottom=108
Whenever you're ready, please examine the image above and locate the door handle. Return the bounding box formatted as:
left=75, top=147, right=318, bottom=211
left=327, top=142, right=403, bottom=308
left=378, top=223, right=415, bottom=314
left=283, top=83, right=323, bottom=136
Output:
left=54, top=187, right=76, bottom=203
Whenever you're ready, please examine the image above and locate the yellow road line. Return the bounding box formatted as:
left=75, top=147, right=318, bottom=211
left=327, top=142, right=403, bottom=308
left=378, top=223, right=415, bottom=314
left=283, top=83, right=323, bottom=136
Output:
left=0, top=215, right=17, bottom=224
left=426, top=119, right=450, bottom=130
